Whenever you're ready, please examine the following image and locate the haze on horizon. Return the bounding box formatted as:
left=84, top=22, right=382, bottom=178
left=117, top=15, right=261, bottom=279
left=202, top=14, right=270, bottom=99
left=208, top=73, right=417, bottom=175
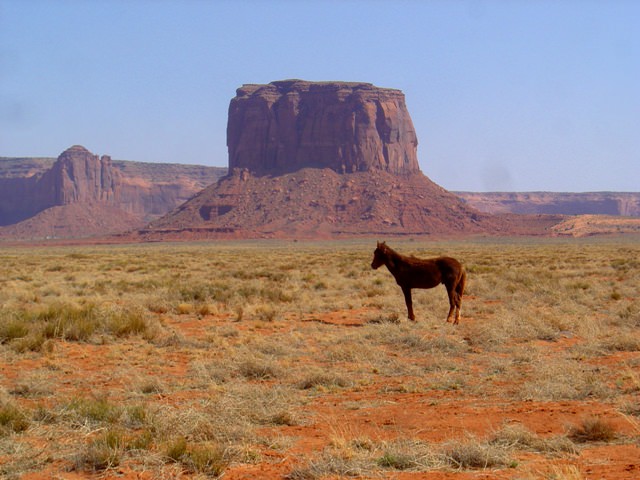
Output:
left=1, top=0, right=638, bottom=193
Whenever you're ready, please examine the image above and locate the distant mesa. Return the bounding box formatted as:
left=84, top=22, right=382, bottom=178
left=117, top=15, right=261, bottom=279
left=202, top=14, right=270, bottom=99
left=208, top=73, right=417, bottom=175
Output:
left=0, top=145, right=224, bottom=240
left=0, top=145, right=119, bottom=227
left=227, top=79, right=420, bottom=176
left=456, top=191, right=640, bottom=217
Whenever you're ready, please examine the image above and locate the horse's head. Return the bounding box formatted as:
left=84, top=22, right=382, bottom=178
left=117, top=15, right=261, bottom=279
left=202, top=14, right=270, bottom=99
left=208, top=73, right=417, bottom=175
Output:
left=371, top=241, right=388, bottom=269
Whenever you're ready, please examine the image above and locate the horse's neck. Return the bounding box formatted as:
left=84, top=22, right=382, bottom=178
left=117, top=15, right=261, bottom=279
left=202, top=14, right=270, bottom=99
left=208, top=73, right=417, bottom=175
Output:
left=384, top=249, right=406, bottom=272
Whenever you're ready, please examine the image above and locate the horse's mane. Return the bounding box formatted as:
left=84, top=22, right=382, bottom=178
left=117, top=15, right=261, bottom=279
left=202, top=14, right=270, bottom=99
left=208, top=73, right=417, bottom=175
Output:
left=381, top=242, right=437, bottom=268
left=380, top=242, right=415, bottom=267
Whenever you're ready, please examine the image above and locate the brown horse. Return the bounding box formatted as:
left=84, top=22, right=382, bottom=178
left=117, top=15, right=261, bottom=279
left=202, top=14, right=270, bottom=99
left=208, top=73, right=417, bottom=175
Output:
left=371, top=241, right=466, bottom=324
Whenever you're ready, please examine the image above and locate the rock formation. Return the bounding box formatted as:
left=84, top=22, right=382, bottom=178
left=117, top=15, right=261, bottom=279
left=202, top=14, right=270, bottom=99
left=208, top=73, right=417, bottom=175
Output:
left=0, top=146, right=225, bottom=239
left=27, top=145, right=122, bottom=210
left=227, top=80, right=420, bottom=175
left=145, top=80, right=555, bottom=239
left=43, top=145, right=121, bottom=205
left=0, top=145, right=118, bottom=226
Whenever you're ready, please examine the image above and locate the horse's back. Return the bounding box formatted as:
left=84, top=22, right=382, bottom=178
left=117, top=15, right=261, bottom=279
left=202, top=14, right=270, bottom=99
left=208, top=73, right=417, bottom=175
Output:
left=436, top=256, right=463, bottom=270
left=435, top=256, right=464, bottom=282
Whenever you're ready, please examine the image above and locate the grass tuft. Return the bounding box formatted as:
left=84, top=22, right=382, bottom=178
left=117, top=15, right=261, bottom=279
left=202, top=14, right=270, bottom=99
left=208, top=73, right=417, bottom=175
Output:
left=66, top=396, right=122, bottom=425
left=568, top=416, right=617, bottom=443
left=442, top=437, right=512, bottom=469
left=74, top=428, right=126, bottom=471
left=165, top=436, right=227, bottom=476
left=0, top=402, right=30, bottom=435
left=297, top=370, right=350, bottom=390
left=490, top=423, right=577, bottom=455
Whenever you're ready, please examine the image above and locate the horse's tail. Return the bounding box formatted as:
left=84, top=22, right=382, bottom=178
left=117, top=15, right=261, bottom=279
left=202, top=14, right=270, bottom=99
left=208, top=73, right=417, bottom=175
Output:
left=457, top=266, right=466, bottom=298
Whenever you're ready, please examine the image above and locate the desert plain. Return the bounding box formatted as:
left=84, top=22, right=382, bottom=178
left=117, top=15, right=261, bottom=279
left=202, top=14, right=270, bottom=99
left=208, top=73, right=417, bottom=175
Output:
left=1, top=238, right=639, bottom=479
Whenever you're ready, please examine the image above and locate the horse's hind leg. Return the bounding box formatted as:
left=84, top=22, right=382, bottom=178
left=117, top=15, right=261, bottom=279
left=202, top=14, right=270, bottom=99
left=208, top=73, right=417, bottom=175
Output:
left=445, top=285, right=456, bottom=323
left=453, top=291, right=462, bottom=324
left=401, top=286, right=416, bottom=321
left=453, top=291, right=462, bottom=325
left=453, top=271, right=466, bottom=325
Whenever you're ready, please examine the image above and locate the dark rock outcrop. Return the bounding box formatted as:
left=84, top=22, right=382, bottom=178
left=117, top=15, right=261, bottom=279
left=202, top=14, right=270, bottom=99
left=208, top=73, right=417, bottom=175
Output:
left=227, top=80, right=420, bottom=175
left=0, top=174, right=40, bottom=226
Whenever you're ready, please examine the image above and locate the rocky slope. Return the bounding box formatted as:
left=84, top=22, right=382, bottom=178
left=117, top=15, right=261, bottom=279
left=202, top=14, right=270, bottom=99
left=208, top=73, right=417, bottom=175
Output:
left=144, top=167, right=500, bottom=238
left=0, top=203, right=143, bottom=240
left=0, top=146, right=225, bottom=239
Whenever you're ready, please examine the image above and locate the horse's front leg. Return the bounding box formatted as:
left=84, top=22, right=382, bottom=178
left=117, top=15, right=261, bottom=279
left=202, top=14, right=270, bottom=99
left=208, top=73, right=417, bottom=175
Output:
left=401, top=286, right=415, bottom=321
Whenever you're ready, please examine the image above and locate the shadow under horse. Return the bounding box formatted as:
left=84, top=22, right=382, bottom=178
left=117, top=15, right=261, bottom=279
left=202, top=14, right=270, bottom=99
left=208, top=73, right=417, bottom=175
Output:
left=371, top=241, right=466, bottom=324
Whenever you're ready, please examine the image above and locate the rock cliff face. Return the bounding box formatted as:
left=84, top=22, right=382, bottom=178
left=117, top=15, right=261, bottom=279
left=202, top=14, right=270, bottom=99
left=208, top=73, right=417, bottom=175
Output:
left=42, top=145, right=122, bottom=205
left=114, top=161, right=226, bottom=219
left=227, top=80, right=420, bottom=175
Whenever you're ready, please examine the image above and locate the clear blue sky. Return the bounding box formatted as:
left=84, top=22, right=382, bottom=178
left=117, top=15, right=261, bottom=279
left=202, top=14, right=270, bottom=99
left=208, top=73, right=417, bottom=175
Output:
left=1, top=0, right=638, bottom=192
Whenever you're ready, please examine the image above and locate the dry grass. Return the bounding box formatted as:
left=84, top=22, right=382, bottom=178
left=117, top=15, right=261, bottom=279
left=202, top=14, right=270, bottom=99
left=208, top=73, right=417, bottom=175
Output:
left=0, top=402, right=30, bottom=436
left=1, top=238, right=639, bottom=478
left=288, top=423, right=579, bottom=477
left=490, top=423, right=577, bottom=455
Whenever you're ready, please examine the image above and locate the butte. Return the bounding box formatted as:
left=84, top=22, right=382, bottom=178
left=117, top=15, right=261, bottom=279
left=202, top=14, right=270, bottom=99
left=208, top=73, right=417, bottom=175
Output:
left=146, top=79, right=507, bottom=239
